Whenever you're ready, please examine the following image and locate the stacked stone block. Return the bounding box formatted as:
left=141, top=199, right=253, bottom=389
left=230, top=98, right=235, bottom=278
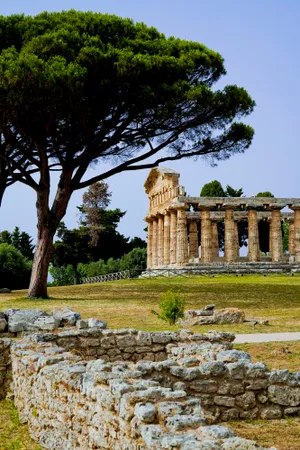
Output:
left=11, top=334, right=277, bottom=450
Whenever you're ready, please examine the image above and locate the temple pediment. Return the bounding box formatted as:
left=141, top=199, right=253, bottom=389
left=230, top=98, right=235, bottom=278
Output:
left=144, top=167, right=180, bottom=195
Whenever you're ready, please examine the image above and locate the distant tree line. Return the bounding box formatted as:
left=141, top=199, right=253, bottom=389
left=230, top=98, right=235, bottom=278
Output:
left=0, top=182, right=146, bottom=289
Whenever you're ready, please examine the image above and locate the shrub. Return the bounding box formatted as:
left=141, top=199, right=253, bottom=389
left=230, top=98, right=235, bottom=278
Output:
left=48, top=264, right=75, bottom=286
left=152, top=290, right=186, bottom=325
left=0, top=243, right=32, bottom=290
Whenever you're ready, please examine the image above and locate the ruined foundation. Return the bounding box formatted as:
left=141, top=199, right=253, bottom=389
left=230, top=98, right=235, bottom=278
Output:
left=1, top=316, right=300, bottom=449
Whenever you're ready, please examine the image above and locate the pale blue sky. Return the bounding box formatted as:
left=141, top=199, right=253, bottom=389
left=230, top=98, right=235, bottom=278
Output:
left=1, top=1, right=300, bottom=242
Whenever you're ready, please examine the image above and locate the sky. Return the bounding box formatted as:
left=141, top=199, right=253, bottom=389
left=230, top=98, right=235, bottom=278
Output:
left=1, top=0, right=300, bottom=243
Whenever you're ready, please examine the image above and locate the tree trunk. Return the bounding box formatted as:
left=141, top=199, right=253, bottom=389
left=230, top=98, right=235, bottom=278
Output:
left=28, top=173, right=73, bottom=298
left=28, top=225, right=56, bottom=298
left=72, top=265, right=80, bottom=285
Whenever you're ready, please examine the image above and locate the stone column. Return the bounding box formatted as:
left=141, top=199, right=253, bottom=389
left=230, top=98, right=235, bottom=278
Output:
left=271, top=209, right=283, bottom=262
left=248, top=210, right=260, bottom=262
left=163, top=212, right=170, bottom=265
left=189, top=221, right=198, bottom=260
left=289, top=222, right=295, bottom=255
left=170, top=210, right=177, bottom=264
left=211, top=221, right=219, bottom=259
left=176, top=208, right=188, bottom=265
left=292, top=207, right=300, bottom=263
left=152, top=218, right=158, bottom=267
left=146, top=219, right=153, bottom=268
left=225, top=208, right=236, bottom=263
left=234, top=221, right=240, bottom=259
left=157, top=215, right=164, bottom=266
left=268, top=220, right=272, bottom=255
left=201, top=209, right=213, bottom=262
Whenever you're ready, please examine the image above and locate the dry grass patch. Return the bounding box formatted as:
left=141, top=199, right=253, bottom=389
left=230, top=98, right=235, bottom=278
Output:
left=235, top=341, right=300, bottom=372
left=228, top=417, right=300, bottom=450
left=0, top=275, right=300, bottom=333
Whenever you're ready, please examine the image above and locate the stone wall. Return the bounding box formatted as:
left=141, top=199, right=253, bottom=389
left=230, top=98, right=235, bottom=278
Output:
left=11, top=336, right=275, bottom=450
left=0, top=338, right=11, bottom=398
left=6, top=323, right=300, bottom=449
left=26, top=328, right=234, bottom=363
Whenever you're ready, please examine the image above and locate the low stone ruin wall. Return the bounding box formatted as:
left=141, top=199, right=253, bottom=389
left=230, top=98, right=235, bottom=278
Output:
left=0, top=338, right=11, bottom=398
left=27, top=328, right=234, bottom=363
left=3, top=310, right=299, bottom=449
left=11, top=334, right=276, bottom=450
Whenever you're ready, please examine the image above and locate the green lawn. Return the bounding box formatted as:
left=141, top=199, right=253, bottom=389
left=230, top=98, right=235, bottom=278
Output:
left=1, top=274, right=300, bottom=333
left=0, top=400, right=41, bottom=450
left=1, top=275, right=300, bottom=449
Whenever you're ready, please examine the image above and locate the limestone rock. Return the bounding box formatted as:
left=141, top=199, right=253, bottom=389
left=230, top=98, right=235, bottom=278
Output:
left=268, top=385, right=300, bottom=406
left=260, top=405, right=282, bottom=419
left=185, top=305, right=215, bottom=317
left=217, top=350, right=251, bottom=363
left=2, top=309, right=19, bottom=320
left=88, top=318, right=107, bottom=329
left=198, top=425, right=235, bottom=440
left=51, top=308, right=80, bottom=326
left=9, top=309, right=48, bottom=324
left=8, top=321, right=27, bottom=333
left=134, top=402, right=156, bottom=423
left=76, top=319, right=88, bottom=329
left=33, top=316, right=60, bottom=331
left=214, top=308, right=245, bottom=324
left=0, top=318, right=7, bottom=332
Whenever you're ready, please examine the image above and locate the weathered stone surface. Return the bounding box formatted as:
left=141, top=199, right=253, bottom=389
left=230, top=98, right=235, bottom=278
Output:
left=33, top=316, right=60, bottom=331
left=180, top=307, right=248, bottom=327
left=190, top=381, right=218, bottom=393
left=88, top=318, right=107, bottom=329
left=214, top=308, right=245, bottom=324
left=217, top=350, right=251, bottom=363
left=186, top=305, right=215, bottom=317
left=8, top=321, right=27, bottom=333
left=235, top=392, right=256, bottom=410
left=268, top=385, right=300, bottom=406
left=165, top=414, right=205, bottom=431
left=0, top=319, right=7, bottom=332
left=198, top=425, right=235, bottom=440
left=51, top=308, right=80, bottom=326
left=134, top=402, right=156, bottom=423
left=260, top=405, right=282, bottom=419
left=214, top=396, right=235, bottom=407
left=76, top=319, right=88, bottom=329
left=0, top=322, right=286, bottom=449
left=9, top=309, right=48, bottom=326
left=2, top=309, right=19, bottom=319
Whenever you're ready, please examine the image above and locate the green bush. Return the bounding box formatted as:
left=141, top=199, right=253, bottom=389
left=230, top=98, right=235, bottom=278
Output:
left=48, top=264, right=74, bottom=286
left=152, top=290, right=186, bottom=325
left=0, top=243, right=32, bottom=290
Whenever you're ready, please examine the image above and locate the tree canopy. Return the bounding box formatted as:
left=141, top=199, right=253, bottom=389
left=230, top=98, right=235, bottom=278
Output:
left=256, top=192, right=275, bottom=198
left=0, top=226, right=35, bottom=259
left=200, top=181, right=244, bottom=198
left=0, top=11, right=255, bottom=297
left=0, top=243, right=32, bottom=289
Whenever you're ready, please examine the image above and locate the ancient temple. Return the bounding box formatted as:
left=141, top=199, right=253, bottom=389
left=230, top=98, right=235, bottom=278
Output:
left=144, top=167, right=300, bottom=269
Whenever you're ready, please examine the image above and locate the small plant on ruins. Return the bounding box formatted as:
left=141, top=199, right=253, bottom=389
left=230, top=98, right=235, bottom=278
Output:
left=151, top=290, right=186, bottom=325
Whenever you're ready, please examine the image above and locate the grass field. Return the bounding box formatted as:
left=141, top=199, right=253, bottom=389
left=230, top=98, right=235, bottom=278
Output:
left=1, top=274, right=300, bottom=333
left=1, top=274, right=300, bottom=449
